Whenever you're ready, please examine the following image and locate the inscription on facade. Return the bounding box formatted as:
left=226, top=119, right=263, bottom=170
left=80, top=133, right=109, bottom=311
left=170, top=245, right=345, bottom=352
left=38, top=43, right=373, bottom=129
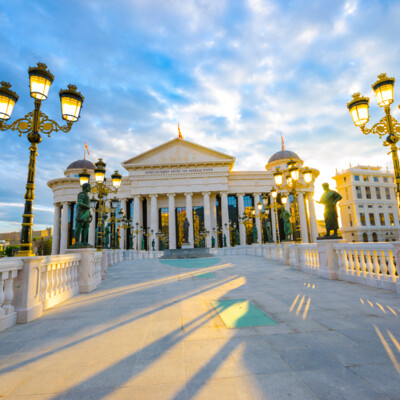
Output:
left=144, top=168, right=214, bottom=175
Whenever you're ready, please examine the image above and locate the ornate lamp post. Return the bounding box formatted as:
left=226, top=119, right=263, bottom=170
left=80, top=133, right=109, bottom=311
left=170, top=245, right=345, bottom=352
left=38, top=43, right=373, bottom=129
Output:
left=273, top=159, right=316, bottom=242
left=119, top=211, right=133, bottom=249
left=347, top=73, right=400, bottom=207
left=79, top=159, right=122, bottom=251
left=0, top=63, right=84, bottom=256
left=131, top=222, right=143, bottom=250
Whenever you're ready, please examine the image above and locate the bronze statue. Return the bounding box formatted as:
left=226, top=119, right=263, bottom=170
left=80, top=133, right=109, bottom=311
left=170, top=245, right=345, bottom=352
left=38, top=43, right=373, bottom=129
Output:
left=282, top=209, right=293, bottom=240
left=235, top=230, right=240, bottom=246
left=74, top=183, right=92, bottom=245
left=152, top=238, right=155, bottom=251
left=141, top=236, right=145, bottom=250
left=318, top=183, right=342, bottom=238
left=212, top=236, right=216, bottom=248
left=252, top=225, right=258, bottom=244
left=265, top=220, right=272, bottom=242
left=183, top=217, right=190, bottom=243
left=223, top=234, right=227, bottom=247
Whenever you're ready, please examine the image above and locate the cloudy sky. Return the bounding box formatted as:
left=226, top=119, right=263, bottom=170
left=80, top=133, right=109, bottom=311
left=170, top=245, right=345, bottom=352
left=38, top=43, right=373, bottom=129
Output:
left=1, top=0, right=400, bottom=232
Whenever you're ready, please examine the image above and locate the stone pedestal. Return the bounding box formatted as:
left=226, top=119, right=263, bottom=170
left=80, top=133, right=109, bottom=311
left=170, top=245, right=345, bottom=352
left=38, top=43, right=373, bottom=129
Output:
left=283, top=242, right=295, bottom=266
left=316, top=239, right=345, bottom=280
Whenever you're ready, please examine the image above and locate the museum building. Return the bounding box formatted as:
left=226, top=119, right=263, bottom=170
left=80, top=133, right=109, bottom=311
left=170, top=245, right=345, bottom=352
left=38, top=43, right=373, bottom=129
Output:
left=48, top=137, right=320, bottom=254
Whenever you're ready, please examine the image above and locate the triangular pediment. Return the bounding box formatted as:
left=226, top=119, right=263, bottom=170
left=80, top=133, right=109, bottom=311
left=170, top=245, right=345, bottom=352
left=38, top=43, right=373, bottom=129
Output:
left=122, top=138, right=235, bottom=169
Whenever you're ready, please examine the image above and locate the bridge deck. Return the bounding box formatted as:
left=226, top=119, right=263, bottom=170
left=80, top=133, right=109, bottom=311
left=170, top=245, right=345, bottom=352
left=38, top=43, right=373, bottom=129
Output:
left=0, top=255, right=399, bottom=399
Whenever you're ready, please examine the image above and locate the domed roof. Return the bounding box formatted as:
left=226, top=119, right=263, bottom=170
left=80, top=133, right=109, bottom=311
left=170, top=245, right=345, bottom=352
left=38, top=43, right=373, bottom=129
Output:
left=66, top=159, right=95, bottom=170
left=268, top=150, right=300, bottom=164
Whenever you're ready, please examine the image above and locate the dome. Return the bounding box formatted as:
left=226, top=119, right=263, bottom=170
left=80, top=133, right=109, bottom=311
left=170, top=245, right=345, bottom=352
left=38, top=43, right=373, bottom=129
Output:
left=267, top=150, right=300, bottom=164
left=66, top=159, right=95, bottom=170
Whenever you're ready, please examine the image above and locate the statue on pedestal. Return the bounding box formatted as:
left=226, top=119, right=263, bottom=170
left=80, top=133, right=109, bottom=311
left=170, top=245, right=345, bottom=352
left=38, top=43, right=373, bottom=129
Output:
left=317, top=183, right=342, bottom=238
left=141, top=236, right=145, bottom=250
left=73, top=183, right=92, bottom=247
left=183, top=218, right=190, bottom=243
left=152, top=238, right=155, bottom=251
left=265, top=220, right=272, bottom=242
left=223, top=234, right=227, bottom=247
left=252, top=225, right=258, bottom=244
left=212, top=236, right=216, bottom=248
left=104, top=222, right=111, bottom=248
left=282, top=209, right=293, bottom=241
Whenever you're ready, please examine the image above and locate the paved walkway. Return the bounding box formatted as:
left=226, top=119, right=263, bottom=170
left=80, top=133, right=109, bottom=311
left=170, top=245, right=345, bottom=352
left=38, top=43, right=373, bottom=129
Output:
left=1, top=255, right=400, bottom=399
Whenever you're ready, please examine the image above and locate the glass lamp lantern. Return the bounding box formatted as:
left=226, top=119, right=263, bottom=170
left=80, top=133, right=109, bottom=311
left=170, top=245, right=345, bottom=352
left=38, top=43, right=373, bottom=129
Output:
left=257, top=201, right=262, bottom=211
left=0, top=82, right=19, bottom=120
left=111, top=198, right=120, bottom=209
left=281, top=195, right=288, bottom=205
left=271, top=189, right=278, bottom=199
left=372, top=73, right=395, bottom=107
left=261, top=194, right=268, bottom=206
left=79, top=169, right=91, bottom=186
left=59, top=84, right=84, bottom=122
left=28, top=62, right=54, bottom=100
left=303, top=167, right=313, bottom=184
left=347, top=92, right=370, bottom=126
left=111, top=170, right=122, bottom=189
left=94, top=159, right=106, bottom=183
left=273, top=170, right=283, bottom=186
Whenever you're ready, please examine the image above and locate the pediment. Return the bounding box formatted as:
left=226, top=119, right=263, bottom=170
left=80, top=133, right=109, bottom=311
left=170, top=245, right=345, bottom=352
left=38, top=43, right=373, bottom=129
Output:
left=122, top=138, right=235, bottom=169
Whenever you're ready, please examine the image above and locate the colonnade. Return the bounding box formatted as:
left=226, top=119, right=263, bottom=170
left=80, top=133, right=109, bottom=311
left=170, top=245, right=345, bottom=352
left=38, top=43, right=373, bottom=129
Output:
left=51, top=190, right=318, bottom=254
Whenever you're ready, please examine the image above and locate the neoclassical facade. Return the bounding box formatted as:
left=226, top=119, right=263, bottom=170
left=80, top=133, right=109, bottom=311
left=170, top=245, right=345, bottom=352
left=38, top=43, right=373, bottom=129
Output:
left=48, top=137, right=319, bottom=254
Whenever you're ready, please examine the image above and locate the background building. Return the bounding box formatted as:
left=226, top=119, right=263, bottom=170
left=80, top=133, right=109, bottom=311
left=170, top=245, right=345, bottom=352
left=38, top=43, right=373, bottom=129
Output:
left=333, top=165, right=400, bottom=242
left=48, top=137, right=320, bottom=253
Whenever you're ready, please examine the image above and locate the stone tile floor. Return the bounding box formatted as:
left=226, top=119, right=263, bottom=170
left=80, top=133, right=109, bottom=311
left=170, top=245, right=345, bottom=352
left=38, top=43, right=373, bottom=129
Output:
left=0, top=255, right=400, bottom=399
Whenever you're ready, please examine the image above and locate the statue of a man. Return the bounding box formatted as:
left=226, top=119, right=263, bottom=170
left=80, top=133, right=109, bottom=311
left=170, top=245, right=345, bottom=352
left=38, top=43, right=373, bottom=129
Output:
left=74, top=183, right=92, bottom=245
left=235, top=230, right=240, bottom=246
left=318, top=183, right=342, bottom=237
left=141, top=236, right=145, bottom=250
left=104, top=222, right=111, bottom=248
left=252, top=225, right=258, bottom=244
left=183, top=217, right=190, bottom=243
left=211, top=236, right=216, bottom=248
left=265, top=220, right=272, bottom=242
left=223, top=234, right=227, bottom=247
left=282, top=209, right=293, bottom=240
left=152, top=238, right=155, bottom=251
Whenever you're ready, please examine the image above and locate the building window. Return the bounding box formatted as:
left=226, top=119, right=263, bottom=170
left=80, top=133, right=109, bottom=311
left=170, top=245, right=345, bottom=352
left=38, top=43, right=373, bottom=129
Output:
left=389, top=213, right=395, bottom=226
left=379, top=213, right=385, bottom=226
left=345, top=188, right=348, bottom=200
left=372, top=232, right=378, bottom=242
left=368, top=205, right=373, bottom=208
left=373, top=176, right=379, bottom=182
left=363, top=176, right=369, bottom=182
left=360, top=213, right=366, bottom=226
left=356, top=186, right=362, bottom=199
left=369, top=213, right=375, bottom=226
left=376, top=187, right=381, bottom=199
left=383, top=177, right=388, bottom=183
left=365, top=187, right=371, bottom=199
left=385, top=187, right=391, bottom=200
left=354, top=175, right=360, bottom=181
left=359, top=205, right=364, bottom=208
left=349, top=214, right=353, bottom=227
left=363, top=233, right=368, bottom=242
left=344, top=177, right=347, bottom=182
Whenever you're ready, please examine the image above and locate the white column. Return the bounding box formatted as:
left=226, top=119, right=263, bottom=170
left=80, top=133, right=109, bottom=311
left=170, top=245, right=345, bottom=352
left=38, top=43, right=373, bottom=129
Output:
left=271, top=195, right=277, bottom=243
left=51, top=204, right=61, bottom=255
left=133, top=195, right=141, bottom=250
left=185, top=192, right=194, bottom=246
left=88, top=208, right=96, bottom=247
left=120, top=199, right=127, bottom=249
left=253, top=193, right=262, bottom=244
left=221, top=192, right=230, bottom=247
left=210, top=194, right=217, bottom=246
left=150, top=194, right=158, bottom=250
left=59, top=202, right=69, bottom=254
left=168, top=194, right=176, bottom=249
left=237, top=193, right=246, bottom=246
left=203, top=192, right=212, bottom=248
left=307, top=192, right=318, bottom=242
left=297, top=192, right=309, bottom=243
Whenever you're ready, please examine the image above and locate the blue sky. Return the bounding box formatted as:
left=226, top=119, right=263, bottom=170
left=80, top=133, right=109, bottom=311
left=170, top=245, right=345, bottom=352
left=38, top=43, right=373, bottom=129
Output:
left=1, top=0, right=400, bottom=232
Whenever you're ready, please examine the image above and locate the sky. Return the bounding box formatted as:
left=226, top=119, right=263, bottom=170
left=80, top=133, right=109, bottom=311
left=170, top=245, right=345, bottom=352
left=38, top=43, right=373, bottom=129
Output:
left=1, top=0, right=400, bottom=232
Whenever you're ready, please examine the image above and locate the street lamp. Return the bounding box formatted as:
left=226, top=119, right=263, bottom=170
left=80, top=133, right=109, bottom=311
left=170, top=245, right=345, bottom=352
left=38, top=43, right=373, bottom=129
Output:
left=0, top=63, right=84, bottom=256
left=273, top=159, right=317, bottom=242
left=347, top=73, right=400, bottom=207
left=80, top=159, right=122, bottom=251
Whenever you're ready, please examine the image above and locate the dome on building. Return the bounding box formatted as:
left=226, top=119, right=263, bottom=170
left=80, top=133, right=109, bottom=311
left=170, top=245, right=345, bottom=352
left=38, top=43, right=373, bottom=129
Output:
left=66, top=159, right=95, bottom=170
left=267, top=150, right=301, bottom=164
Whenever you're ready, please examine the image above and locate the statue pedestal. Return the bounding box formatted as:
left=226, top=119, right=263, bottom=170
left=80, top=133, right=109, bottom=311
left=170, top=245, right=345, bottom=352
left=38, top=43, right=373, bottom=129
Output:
left=181, top=242, right=193, bottom=249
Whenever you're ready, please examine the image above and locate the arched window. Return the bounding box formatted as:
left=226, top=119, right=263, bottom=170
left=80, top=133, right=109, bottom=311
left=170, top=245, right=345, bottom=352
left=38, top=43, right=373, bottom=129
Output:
left=363, top=233, right=368, bottom=242
left=372, top=232, right=378, bottom=242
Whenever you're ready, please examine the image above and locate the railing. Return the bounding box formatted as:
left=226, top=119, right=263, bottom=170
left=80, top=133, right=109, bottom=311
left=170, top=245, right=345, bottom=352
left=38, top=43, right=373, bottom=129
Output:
left=39, top=254, right=81, bottom=310
left=299, top=244, right=319, bottom=271
left=334, top=243, right=398, bottom=289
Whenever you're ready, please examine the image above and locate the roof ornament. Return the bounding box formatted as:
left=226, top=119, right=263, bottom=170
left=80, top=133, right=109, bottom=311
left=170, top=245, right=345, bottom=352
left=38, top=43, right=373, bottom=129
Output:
left=280, top=131, right=285, bottom=151
left=178, top=123, right=183, bottom=139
